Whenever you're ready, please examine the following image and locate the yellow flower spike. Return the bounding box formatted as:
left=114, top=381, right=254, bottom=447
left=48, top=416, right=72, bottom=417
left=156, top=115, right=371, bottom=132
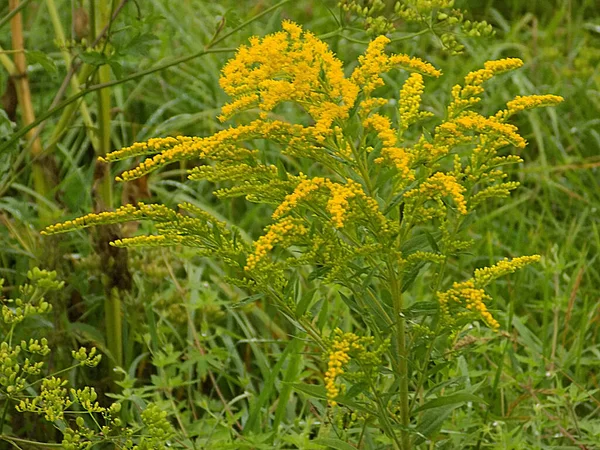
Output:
left=398, top=73, right=433, bottom=135
left=483, top=58, right=524, bottom=74
left=42, top=203, right=177, bottom=235
left=245, top=218, right=308, bottom=270
left=352, top=36, right=441, bottom=97
left=438, top=112, right=527, bottom=150
left=272, top=177, right=326, bottom=220
left=98, top=136, right=197, bottom=163
left=326, top=180, right=361, bottom=229
left=438, top=280, right=499, bottom=330
left=324, top=330, right=358, bottom=405
left=408, top=172, right=467, bottom=215
left=360, top=97, right=388, bottom=117
left=281, top=20, right=302, bottom=39
left=438, top=255, right=541, bottom=330
left=364, top=113, right=414, bottom=180
left=495, top=94, right=564, bottom=121
left=474, top=255, right=541, bottom=287
left=448, top=58, right=524, bottom=118
left=113, top=120, right=305, bottom=181
left=274, top=177, right=384, bottom=230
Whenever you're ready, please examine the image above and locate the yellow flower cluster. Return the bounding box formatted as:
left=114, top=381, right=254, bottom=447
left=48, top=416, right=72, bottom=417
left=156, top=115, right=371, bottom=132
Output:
left=408, top=172, right=467, bottom=215
left=351, top=36, right=441, bottom=96
left=98, top=136, right=196, bottom=163
left=114, top=120, right=300, bottom=181
left=245, top=217, right=307, bottom=270
left=496, top=94, right=564, bottom=120
left=474, top=255, right=541, bottom=286
left=324, top=329, right=363, bottom=405
left=448, top=58, right=524, bottom=117
left=411, top=136, right=451, bottom=162
left=360, top=97, right=388, bottom=117
left=327, top=179, right=364, bottom=228
left=218, top=93, right=259, bottom=122
left=41, top=203, right=177, bottom=235
left=272, top=177, right=326, bottom=219
left=273, top=177, right=381, bottom=229
left=111, top=234, right=170, bottom=248
left=438, top=280, right=499, bottom=329
left=218, top=21, right=359, bottom=141
left=438, top=112, right=527, bottom=149
left=398, top=73, right=433, bottom=135
left=438, top=256, right=542, bottom=330
left=365, top=113, right=413, bottom=179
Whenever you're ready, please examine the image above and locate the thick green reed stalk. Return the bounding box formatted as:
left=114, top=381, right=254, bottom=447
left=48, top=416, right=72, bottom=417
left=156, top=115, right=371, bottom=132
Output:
left=92, top=0, right=123, bottom=369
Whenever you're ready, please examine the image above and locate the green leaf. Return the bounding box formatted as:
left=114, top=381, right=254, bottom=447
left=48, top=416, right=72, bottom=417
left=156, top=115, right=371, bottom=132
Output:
left=79, top=51, right=108, bottom=66
left=423, top=230, right=440, bottom=253
left=296, top=289, right=316, bottom=317
left=108, top=60, right=123, bottom=79
left=245, top=342, right=292, bottom=433
left=275, top=158, right=289, bottom=181
left=401, top=261, right=426, bottom=292
left=414, top=405, right=456, bottom=443
left=124, top=33, right=159, bottom=56
left=26, top=50, right=57, bottom=75
left=413, top=392, right=486, bottom=413
left=68, top=322, right=107, bottom=349
left=344, top=381, right=368, bottom=400
left=405, top=301, right=438, bottom=318
left=314, top=438, right=357, bottom=450
left=290, top=383, right=327, bottom=400
left=230, top=293, right=264, bottom=309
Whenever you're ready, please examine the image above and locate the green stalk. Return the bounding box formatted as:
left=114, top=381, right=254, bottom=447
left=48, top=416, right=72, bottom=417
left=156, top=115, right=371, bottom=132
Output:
left=105, top=287, right=123, bottom=368
left=94, top=0, right=122, bottom=369
left=388, top=259, right=410, bottom=450
left=45, top=0, right=98, bottom=151
left=0, top=0, right=33, bottom=30
left=0, top=435, right=63, bottom=448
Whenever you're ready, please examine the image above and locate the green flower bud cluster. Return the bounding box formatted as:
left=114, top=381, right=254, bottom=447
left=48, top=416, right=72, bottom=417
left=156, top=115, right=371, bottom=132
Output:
left=17, top=376, right=73, bottom=421
left=0, top=341, right=47, bottom=393
left=72, top=386, right=105, bottom=413
left=62, top=427, right=94, bottom=450
left=0, top=270, right=59, bottom=396
left=340, top=0, right=494, bottom=54
left=1, top=269, right=61, bottom=324
left=0, top=342, right=27, bottom=393
left=27, top=267, right=65, bottom=290
left=132, top=403, right=175, bottom=450
left=72, top=347, right=102, bottom=367
left=2, top=270, right=179, bottom=448
left=340, top=0, right=392, bottom=36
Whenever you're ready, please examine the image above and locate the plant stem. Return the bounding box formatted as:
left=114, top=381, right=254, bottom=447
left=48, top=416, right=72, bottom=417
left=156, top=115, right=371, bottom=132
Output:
left=9, top=0, right=53, bottom=220
left=388, top=259, right=410, bottom=450
left=0, top=435, right=63, bottom=448
left=0, top=397, right=10, bottom=436
left=92, top=0, right=123, bottom=371
left=0, top=0, right=33, bottom=31
left=45, top=0, right=98, bottom=151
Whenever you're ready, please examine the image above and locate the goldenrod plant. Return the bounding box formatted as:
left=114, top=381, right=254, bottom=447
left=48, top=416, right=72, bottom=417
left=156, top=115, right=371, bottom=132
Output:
left=42, top=21, right=563, bottom=449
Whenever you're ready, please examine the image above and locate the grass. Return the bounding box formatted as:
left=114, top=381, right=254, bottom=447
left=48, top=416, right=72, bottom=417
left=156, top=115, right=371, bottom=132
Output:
left=0, top=0, right=599, bottom=448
